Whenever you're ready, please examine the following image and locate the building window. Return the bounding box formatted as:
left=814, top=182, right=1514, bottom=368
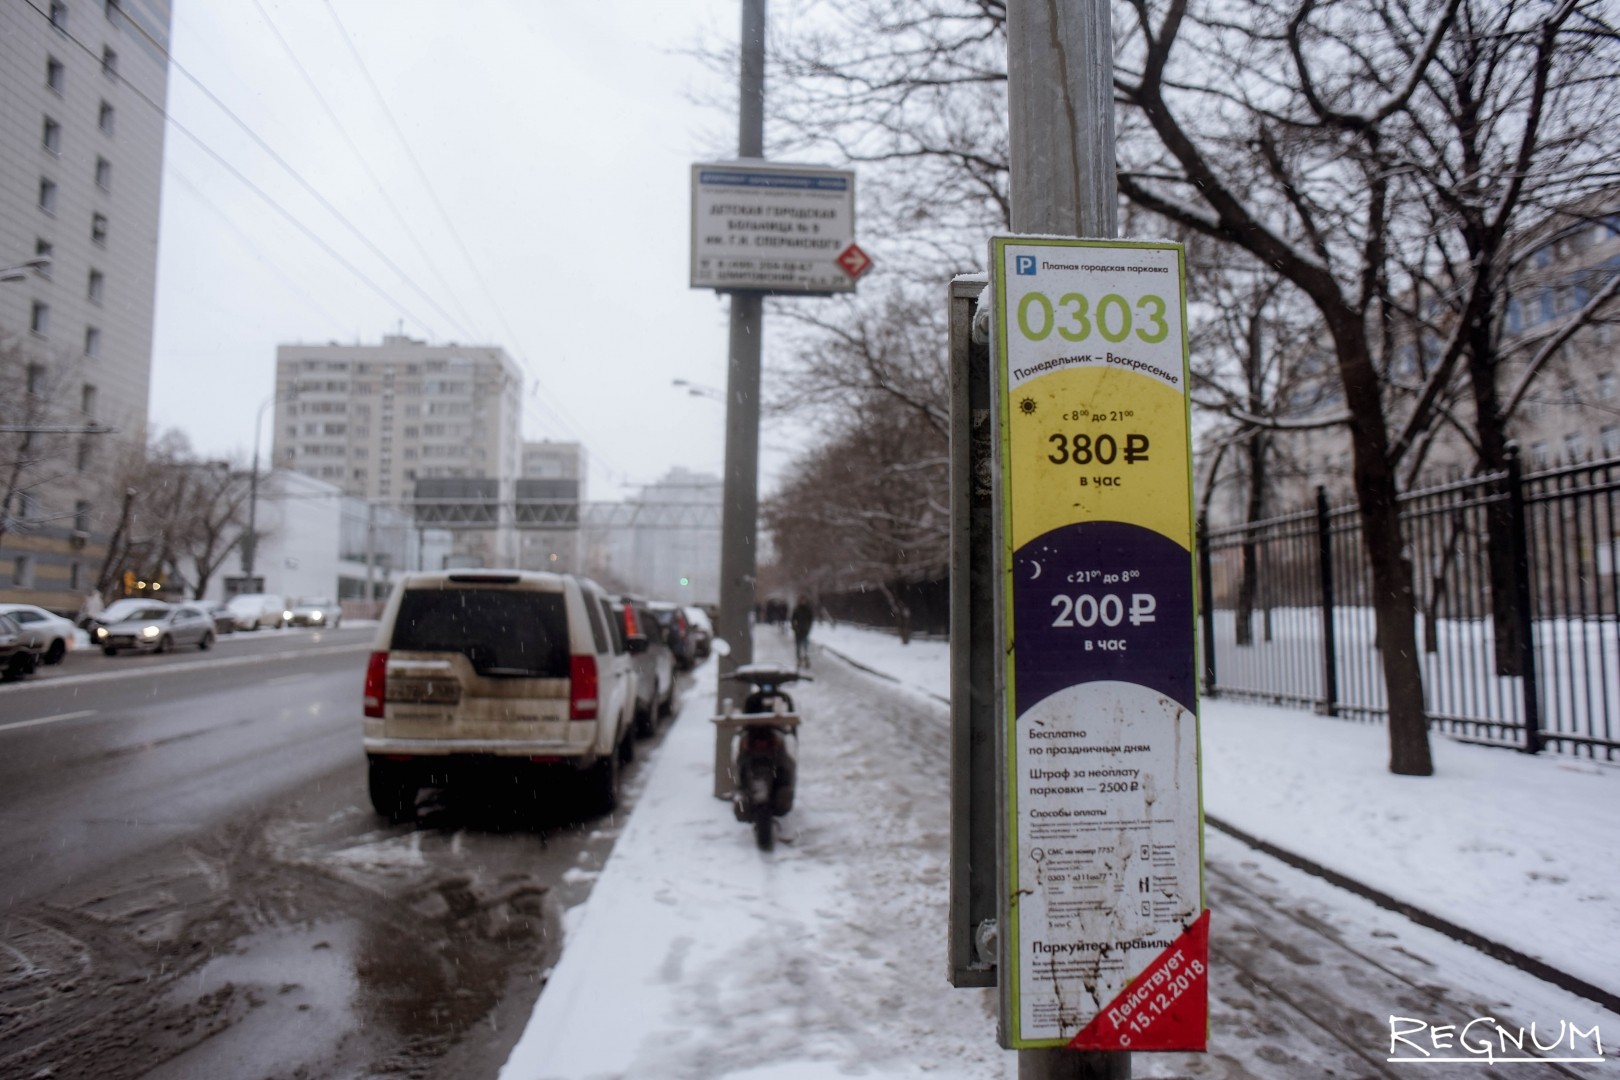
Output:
left=17, top=493, right=40, bottom=523
left=39, top=177, right=58, bottom=214
left=1598, top=372, right=1617, bottom=400
left=26, top=364, right=46, bottom=396
left=91, top=212, right=107, bottom=245
left=94, top=156, right=112, bottom=191
left=47, top=56, right=65, bottom=93
left=1563, top=432, right=1585, bottom=462
left=30, top=302, right=50, bottom=337
left=43, top=117, right=62, bottom=154
left=84, top=326, right=101, bottom=357
left=81, top=384, right=97, bottom=417
left=13, top=557, right=36, bottom=589
left=50, top=2, right=67, bottom=31
left=77, top=437, right=92, bottom=472
left=102, top=46, right=118, bottom=78
left=74, top=500, right=91, bottom=532
left=69, top=563, right=82, bottom=590
left=35, top=239, right=53, bottom=277
left=98, top=101, right=115, bottom=135
left=1603, top=424, right=1620, bottom=459
left=88, top=269, right=104, bottom=303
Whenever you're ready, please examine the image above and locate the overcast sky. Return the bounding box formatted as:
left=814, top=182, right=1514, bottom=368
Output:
left=147, top=0, right=807, bottom=501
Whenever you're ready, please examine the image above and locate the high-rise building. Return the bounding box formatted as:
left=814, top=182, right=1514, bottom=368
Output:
left=270, top=335, right=523, bottom=504
left=1, top=0, right=170, bottom=610
left=270, top=335, right=524, bottom=567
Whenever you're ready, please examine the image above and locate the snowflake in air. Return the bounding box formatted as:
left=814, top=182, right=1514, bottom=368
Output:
left=1019, top=396, right=1038, bottom=415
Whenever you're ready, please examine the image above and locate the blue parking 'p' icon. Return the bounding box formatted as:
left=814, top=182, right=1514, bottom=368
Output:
left=1015, top=255, right=1037, bottom=276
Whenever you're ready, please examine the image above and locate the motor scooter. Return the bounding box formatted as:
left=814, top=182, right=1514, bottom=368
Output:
left=718, top=664, right=807, bottom=851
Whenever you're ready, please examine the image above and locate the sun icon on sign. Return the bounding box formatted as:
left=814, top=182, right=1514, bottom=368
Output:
left=1019, top=396, right=1038, bottom=415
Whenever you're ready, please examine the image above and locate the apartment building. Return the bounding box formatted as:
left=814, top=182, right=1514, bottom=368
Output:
left=0, top=0, right=170, bottom=611
left=270, top=334, right=524, bottom=567
left=270, top=335, right=523, bottom=500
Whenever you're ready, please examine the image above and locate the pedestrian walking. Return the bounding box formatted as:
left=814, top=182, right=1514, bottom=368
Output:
left=791, top=593, right=814, bottom=669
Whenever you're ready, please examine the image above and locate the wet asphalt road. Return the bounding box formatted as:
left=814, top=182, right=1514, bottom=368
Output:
left=0, top=626, right=672, bottom=1079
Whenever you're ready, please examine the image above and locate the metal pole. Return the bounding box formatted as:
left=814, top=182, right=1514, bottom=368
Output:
left=716, top=0, right=767, bottom=694
left=366, top=501, right=377, bottom=606
left=1006, top=3, right=1126, bottom=1076
left=244, top=394, right=277, bottom=582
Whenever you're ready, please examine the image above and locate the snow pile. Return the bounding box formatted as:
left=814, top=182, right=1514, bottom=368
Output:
left=500, top=631, right=1010, bottom=1080
left=501, top=622, right=1619, bottom=1079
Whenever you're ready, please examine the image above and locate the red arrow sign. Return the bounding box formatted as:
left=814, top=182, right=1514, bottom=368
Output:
left=836, top=243, right=873, bottom=279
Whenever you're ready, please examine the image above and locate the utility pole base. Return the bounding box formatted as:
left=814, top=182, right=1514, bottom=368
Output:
left=1018, top=1049, right=1130, bottom=1079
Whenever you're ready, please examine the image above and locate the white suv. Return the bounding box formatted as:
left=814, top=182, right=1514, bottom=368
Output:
left=362, top=570, right=637, bottom=821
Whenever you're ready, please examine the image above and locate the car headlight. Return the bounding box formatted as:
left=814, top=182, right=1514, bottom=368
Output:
left=283, top=610, right=293, bottom=621
left=310, top=612, right=324, bottom=622
left=94, top=626, right=107, bottom=639
left=141, top=625, right=160, bottom=638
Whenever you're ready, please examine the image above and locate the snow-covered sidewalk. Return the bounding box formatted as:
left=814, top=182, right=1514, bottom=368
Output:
left=499, top=624, right=1620, bottom=1079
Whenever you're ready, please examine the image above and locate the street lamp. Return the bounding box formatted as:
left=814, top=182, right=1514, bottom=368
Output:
left=0, top=256, right=51, bottom=283
left=672, top=378, right=725, bottom=403
left=243, top=393, right=282, bottom=582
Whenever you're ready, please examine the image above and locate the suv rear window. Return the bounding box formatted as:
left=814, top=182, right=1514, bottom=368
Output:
left=391, top=588, right=569, bottom=678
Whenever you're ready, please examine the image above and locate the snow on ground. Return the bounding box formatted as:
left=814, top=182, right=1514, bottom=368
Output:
left=500, top=622, right=1620, bottom=1079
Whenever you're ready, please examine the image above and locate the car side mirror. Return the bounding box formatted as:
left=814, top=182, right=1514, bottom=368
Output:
left=626, top=633, right=648, bottom=654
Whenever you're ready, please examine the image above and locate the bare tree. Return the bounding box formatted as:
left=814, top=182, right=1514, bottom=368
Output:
left=94, top=430, right=251, bottom=598
left=0, top=337, right=93, bottom=552
left=764, top=395, right=948, bottom=642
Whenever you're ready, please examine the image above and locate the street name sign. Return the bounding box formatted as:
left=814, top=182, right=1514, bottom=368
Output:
left=990, top=236, right=1206, bottom=1051
left=690, top=162, right=860, bottom=293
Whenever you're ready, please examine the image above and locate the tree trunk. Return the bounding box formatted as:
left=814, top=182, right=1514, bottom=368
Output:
left=1332, top=315, right=1433, bottom=776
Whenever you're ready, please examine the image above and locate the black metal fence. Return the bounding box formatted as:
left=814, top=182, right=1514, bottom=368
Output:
left=1201, top=453, right=1620, bottom=759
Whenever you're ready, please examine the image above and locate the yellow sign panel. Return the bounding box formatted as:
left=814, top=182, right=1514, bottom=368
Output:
left=991, top=236, right=1206, bottom=1051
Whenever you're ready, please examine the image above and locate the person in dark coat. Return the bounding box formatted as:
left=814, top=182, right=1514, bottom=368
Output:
left=790, top=594, right=814, bottom=668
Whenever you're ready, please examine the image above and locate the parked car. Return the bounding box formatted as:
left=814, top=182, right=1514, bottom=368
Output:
left=615, top=595, right=676, bottom=735
left=191, top=599, right=237, bottom=635
left=362, top=570, right=638, bottom=822
left=0, top=612, right=43, bottom=681
left=289, top=597, right=343, bottom=628
left=97, top=602, right=216, bottom=655
left=648, top=601, right=695, bottom=670
left=0, top=603, right=77, bottom=664
left=226, top=592, right=289, bottom=631
left=683, top=605, right=713, bottom=661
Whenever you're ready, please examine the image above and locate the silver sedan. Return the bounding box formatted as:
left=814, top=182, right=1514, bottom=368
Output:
left=97, top=603, right=217, bottom=655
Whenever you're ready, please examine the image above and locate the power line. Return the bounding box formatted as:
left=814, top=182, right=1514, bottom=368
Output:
left=20, top=0, right=441, bottom=339
left=319, top=1, right=531, bottom=366
left=166, top=168, right=354, bottom=334
left=247, top=0, right=488, bottom=341
left=112, top=3, right=479, bottom=341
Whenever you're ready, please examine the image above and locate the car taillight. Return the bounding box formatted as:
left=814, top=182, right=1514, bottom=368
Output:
left=569, top=654, right=599, bottom=720
left=364, top=650, right=388, bottom=717
left=623, top=606, right=639, bottom=636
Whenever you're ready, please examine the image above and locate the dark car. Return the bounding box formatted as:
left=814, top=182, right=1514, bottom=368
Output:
left=0, top=612, right=43, bottom=681
left=192, top=599, right=237, bottom=634
left=615, top=596, right=676, bottom=735
left=648, top=601, right=695, bottom=671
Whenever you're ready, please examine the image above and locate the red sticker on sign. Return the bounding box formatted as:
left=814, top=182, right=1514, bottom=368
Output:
left=836, top=243, right=872, bottom=278
left=1069, top=910, right=1209, bottom=1052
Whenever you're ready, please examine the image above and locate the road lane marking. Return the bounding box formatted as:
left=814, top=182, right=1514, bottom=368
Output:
left=0, top=710, right=97, bottom=733
left=0, top=641, right=372, bottom=695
